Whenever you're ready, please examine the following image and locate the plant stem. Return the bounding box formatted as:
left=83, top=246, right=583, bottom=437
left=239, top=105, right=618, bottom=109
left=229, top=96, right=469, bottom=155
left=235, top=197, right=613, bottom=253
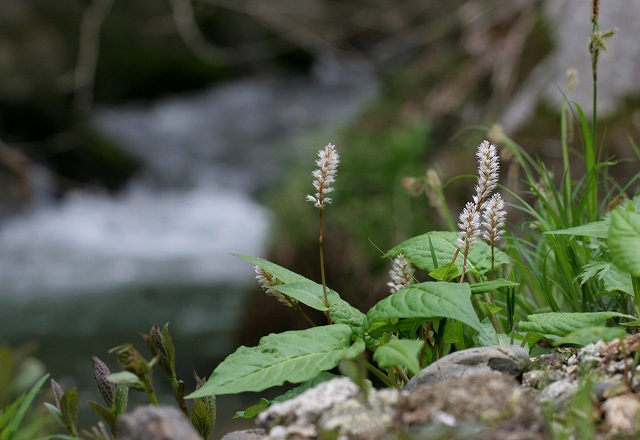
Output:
left=486, top=247, right=501, bottom=333
left=296, top=305, right=318, bottom=327
left=365, top=361, right=398, bottom=388
left=393, top=366, right=411, bottom=385
left=632, top=276, right=640, bottom=318
left=318, top=209, right=332, bottom=324
left=145, top=380, right=159, bottom=405
left=419, top=322, right=434, bottom=369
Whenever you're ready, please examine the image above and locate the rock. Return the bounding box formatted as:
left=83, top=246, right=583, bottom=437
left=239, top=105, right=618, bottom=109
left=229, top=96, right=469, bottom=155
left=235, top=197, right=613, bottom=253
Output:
left=537, top=378, right=578, bottom=411
left=318, top=388, right=401, bottom=439
left=405, top=345, right=530, bottom=391
left=601, top=394, right=640, bottom=438
left=117, top=405, right=200, bottom=440
left=256, top=377, right=361, bottom=438
left=522, top=369, right=568, bottom=389
left=395, top=371, right=548, bottom=439
left=221, top=428, right=267, bottom=440
left=256, top=377, right=402, bottom=439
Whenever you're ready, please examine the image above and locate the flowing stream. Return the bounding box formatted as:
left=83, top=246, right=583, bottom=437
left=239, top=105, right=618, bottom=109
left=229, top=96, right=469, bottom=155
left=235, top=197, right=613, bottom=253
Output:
left=0, top=62, right=377, bottom=425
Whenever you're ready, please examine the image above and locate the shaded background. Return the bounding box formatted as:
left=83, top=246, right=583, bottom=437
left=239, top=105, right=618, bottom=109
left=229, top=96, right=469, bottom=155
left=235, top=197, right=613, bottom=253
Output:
left=1, top=0, right=639, bottom=435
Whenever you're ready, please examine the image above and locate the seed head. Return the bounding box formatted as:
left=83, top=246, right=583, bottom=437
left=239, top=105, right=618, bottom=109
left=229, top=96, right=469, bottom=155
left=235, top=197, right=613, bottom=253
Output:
left=306, top=143, right=340, bottom=209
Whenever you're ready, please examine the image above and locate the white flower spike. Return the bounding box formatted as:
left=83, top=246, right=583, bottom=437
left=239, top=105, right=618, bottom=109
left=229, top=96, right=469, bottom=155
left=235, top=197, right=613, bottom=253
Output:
left=306, top=143, right=340, bottom=209
left=473, top=140, right=500, bottom=212
left=457, top=201, right=482, bottom=252
left=387, top=253, right=415, bottom=294
left=482, top=193, right=506, bottom=245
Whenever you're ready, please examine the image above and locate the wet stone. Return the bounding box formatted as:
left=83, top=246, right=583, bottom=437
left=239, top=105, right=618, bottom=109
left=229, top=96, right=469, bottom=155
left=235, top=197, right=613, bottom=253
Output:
left=395, top=371, right=549, bottom=439
left=220, top=428, right=267, bottom=440
left=405, top=345, right=530, bottom=391
left=117, top=405, right=200, bottom=440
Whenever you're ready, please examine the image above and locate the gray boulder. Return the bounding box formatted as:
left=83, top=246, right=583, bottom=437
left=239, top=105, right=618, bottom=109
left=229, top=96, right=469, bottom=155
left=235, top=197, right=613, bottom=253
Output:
left=405, top=345, right=530, bottom=391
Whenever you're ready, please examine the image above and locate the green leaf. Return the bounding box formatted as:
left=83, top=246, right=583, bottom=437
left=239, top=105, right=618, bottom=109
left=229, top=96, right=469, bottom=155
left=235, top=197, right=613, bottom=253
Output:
left=609, top=211, right=640, bottom=277
left=579, top=261, right=633, bottom=296
left=546, top=221, right=609, bottom=239
left=191, top=395, right=216, bottom=438
left=388, top=231, right=509, bottom=276
left=234, top=398, right=270, bottom=419
left=43, top=403, right=64, bottom=428
left=234, top=254, right=366, bottom=336
left=373, top=339, right=423, bottom=376
left=554, top=326, right=628, bottom=346
left=186, top=325, right=362, bottom=397
left=1, top=374, right=49, bottom=439
left=476, top=319, right=514, bottom=347
left=518, top=312, right=635, bottom=338
left=366, top=282, right=482, bottom=332
left=232, top=254, right=310, bottom=283
left=60, top=388, right=79, bottom=433
left=107, top=372, right=145, bottom=391
left=114, top=383, right=128, bottom=417
left=269, top=282, right=329, bottom=311
left=470, top=279, right=519, bottom=295
left=329, top=298, right=367, bottom=338
left=429, top=263, right=459, bottom=281
left=482, top=301, right=502, bottom=314
left=87, top=401, right=116, bottom=431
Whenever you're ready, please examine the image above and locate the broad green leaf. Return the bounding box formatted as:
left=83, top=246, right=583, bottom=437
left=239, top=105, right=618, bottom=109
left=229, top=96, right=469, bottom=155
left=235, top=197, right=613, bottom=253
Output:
left=387, top=231, right=509, bottom=276
left=429, top=263, right=459, bottom=281
left=269, top=282, right=329, bottom=311
left=232, top=254, right=310, bottom=284
left=269, top=282, right=368, bottom=337
left=621, top=320, right=640, bottom=327
left=373, top=339, right=423, bottom=376
left=366, top=282, right=482, bottom=332
left=329, top=298, right=367, bottom=338
left=476, top=318, right=514, bottom=347
left=186, top=325, right=363, bottom=397
left=234, top=254, right=366, bottom=335
left=470, top=279, right=519, bottom=295
left=546, top=221, right=609, bottom=239
left=554, top=326, right=628, bottom=347
left=609, top=211, right=640, bottom=277
left=518, top=312, right=635, bottom=338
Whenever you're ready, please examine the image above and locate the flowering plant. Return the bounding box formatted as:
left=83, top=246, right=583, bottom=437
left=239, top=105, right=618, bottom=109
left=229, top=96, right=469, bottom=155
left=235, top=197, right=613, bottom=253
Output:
left=187, top=140, right=514, bottom=400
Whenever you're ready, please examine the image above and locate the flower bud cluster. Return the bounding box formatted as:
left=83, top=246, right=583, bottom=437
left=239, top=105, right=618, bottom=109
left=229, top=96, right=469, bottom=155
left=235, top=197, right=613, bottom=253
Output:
left=458, top=140, right=506, bottom=252
left=387, top=253, right=415, bottom=294
left=306, top=143, right=340, bottom=209
left=254, top=265, right=298, bottom=308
